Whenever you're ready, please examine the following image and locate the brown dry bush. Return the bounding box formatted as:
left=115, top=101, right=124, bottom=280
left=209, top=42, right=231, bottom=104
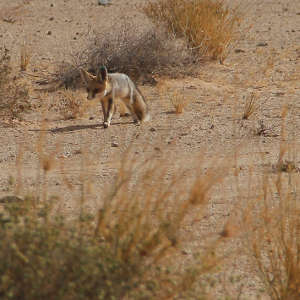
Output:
left=144, top=0, right=242, bottom=63
left=57, top=88, right=83, bottom=120
left=51, top=22, right=197, bottom=89
left=20, top=43, right=31, bottom=72
left=157, top=81, right=190, bottom=114
left=243, top=114, right=300, bottom=300
left=245, top=171, right=300, bottom=300
left=0, top=135, right=231, bottom=299
left=242, top=92, right=257, bottom=120
left=0, top=47, right=31, bottom=120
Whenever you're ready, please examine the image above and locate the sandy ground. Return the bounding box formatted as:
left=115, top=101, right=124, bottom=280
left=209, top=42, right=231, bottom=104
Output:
left=0, top=0, right=300, bottom=298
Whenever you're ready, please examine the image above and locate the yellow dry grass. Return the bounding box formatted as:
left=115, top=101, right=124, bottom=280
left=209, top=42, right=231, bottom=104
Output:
left=144, top=0, right=241, bottom=63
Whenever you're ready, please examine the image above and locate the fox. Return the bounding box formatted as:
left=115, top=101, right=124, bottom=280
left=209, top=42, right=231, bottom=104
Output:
left=80, top=66, right=150, bottom=128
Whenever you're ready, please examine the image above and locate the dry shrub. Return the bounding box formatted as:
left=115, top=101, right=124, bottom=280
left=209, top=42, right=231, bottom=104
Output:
left=245, top=172, right=300, bottom=300
left=20, top=43, right=31, bottom=72
left=157, top=81, right=190, bottom=114
left=0, top=134, right=231, bottom=299
left=170, top=89, right=189, bottom=114
left=244, top=112, right=300, bottom=300
left=144, top=0, right=241, bottom=63
left=0, top=47, right=31, bottom=119
left=51, top=22, right=197, bottom=89
left=57, top=88, right=83, bottom=120
left=242, top=92, right=257, bottom=120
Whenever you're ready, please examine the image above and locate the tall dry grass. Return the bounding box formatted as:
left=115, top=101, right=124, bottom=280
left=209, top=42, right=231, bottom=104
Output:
left=144, top=0, right=242, bottom=63
left=0, top=47, right=31, bottom=120
left=0, top=129, right=231, bottom=299
left=242, top=108, right=300, bottom=300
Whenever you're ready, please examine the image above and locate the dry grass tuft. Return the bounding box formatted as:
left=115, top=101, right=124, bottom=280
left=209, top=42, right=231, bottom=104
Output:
left=0, top=131, right=232, bottom=299
left=144, top=0, right=242, bottom=63
left=242, top=92, right=258, bottom=120
left=170, top=89, right=189, bottom=114
left=20, top=43, right=31, bottom=72
left=157, top=81, right=190, bottom=114
left=58, top=88, right=83, bottom=120
left=245, top=172, right=300, bottom=299
left=243, top=110, right=300, bottom=300
left=50, top=22, right=197, bottom=89
left=0, top=47, right=31, bottom=120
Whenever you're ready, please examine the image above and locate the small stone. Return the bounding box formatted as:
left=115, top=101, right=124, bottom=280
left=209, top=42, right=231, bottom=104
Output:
left=149, top=127, right=156, bottom=132
left=49, top=17, right=54, bottom=21
left=47, top=31, right=52, bottom=35
left=98, top=0, right=112, bottom=5
left=50, top=3, right=54, bottom=7
left=111, top=142, right=119, bottom=147
left=234, top=49, right=245, bottom=53
left=257, top=42, right=268, bottom=47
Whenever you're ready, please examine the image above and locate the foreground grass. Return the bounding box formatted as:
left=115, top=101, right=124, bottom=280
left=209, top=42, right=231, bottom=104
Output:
left=0, top=140, right=229, bottom=299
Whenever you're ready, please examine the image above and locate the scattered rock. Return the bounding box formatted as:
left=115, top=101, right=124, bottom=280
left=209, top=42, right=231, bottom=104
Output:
left=98, top=0, right=112, bottom=6
left=47, top=30, right=52, bottom=35
left=49, top=17, right=54, bottom=21
left=111, top=142, right=119, bottom=147
left=234, top=49, right=245, bottom=53
left=0, top=195, right=23, bottom=203
left=257, top=42, right=268, bottom=47
left=149, top=127, right=156, bottom=132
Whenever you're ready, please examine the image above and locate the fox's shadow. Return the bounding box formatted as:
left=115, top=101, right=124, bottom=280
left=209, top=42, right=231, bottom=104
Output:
left=29, top=121, right=135, bottom=133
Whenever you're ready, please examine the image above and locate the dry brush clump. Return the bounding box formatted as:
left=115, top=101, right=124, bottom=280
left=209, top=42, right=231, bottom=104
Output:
left=157, top=81, right=190, bottom=114
left=244, top=170, right=300, bottom=300
left=242, top=112, right=300, bottom=300
left=0, top=134, right=231, bottom=299
left=50, top=22, right=197, bottom=89
left=144, top=0, right=242, bottom=63
left=0, top=47, right=31, bottom=120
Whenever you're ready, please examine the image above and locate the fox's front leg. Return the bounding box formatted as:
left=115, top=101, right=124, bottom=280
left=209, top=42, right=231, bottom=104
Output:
left=101, top=98, right=115, bottom=128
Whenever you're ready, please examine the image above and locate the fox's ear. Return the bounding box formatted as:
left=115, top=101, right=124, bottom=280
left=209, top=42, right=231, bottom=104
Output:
left=97, top=66, right=108, bottom=82
left=79, top=68, right=94, bottom=83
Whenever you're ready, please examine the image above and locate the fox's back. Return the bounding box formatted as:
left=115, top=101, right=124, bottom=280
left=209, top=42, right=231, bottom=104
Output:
left=108, top=73, right=136, bottom=98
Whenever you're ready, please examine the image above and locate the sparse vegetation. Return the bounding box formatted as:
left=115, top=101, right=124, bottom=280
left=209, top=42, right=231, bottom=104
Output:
left=0, top=47, right=31, bottom=119
left=242, top=92, right=257, bottom=120
left=58, top=88, right=83, bottom=120
left=170, top=89, right=189, bottom=114
left=242, top=110, right=300, bottom=300
left=0, top=137, right=230, bottom=300
left=157, top=80, right=190, bottom=114
left=144, top=0, right=242, bottom=63
left=50, top=22, right=197, bottom=89
left=244, top=164, right=300, bottom=300
left=20, top=43, right=31, bottom=72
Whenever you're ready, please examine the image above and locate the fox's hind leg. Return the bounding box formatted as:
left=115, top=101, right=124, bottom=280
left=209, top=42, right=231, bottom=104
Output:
left=123, top=99, right=139, bottom=124
left=118, top=101, right=130, bottom=117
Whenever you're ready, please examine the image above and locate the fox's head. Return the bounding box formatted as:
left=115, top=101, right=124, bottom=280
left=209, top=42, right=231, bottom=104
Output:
left=80, top=66, right=108, bottom=100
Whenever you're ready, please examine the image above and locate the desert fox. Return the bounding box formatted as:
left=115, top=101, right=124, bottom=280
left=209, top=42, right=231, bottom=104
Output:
left=80, top=66, right=150, bottom=128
